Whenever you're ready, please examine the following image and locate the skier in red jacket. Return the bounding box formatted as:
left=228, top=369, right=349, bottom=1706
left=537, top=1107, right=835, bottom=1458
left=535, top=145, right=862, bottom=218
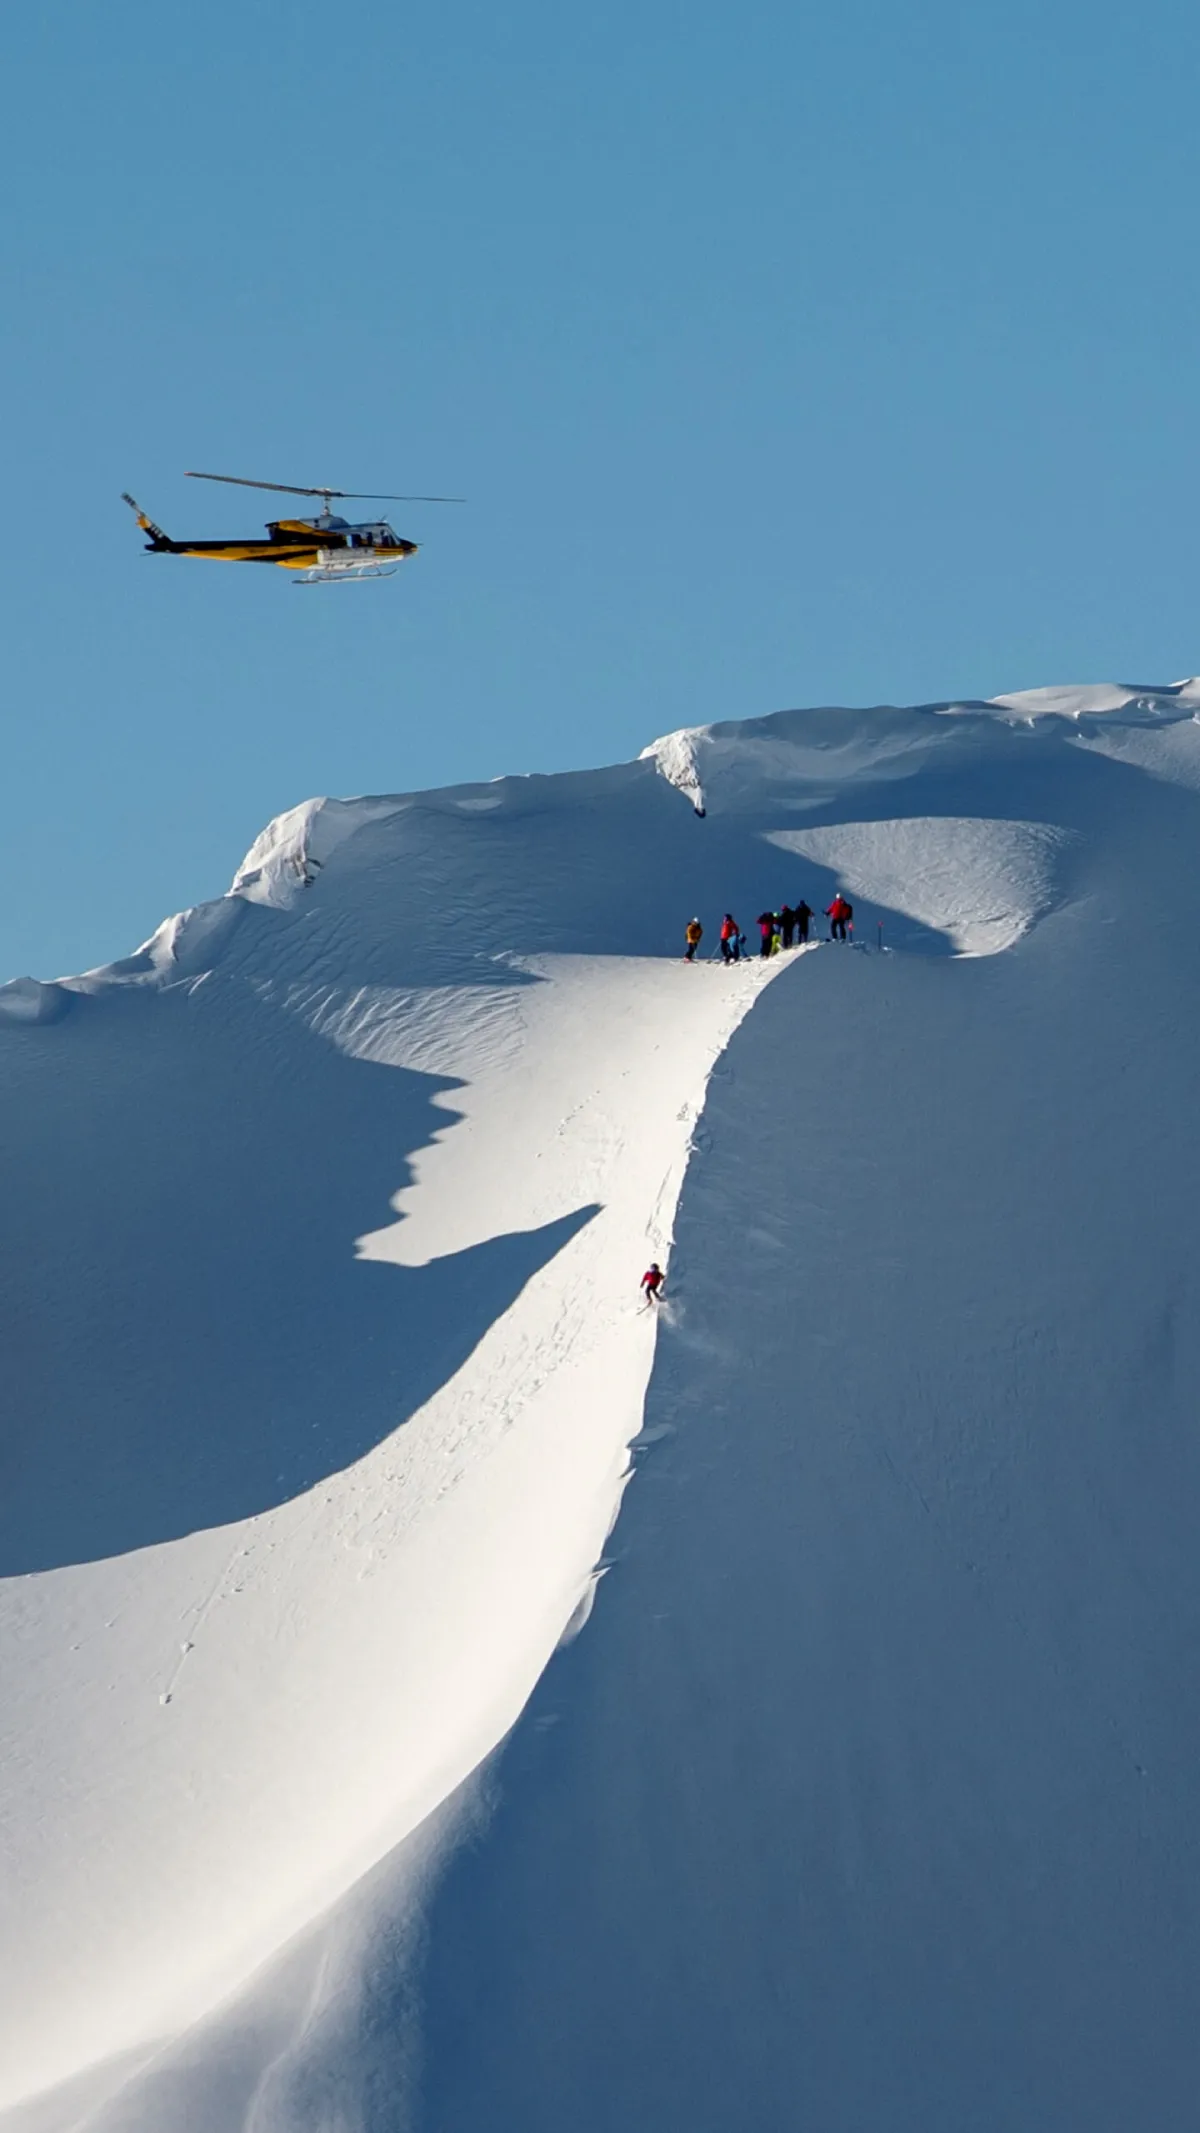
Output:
left=640, top=1262, right=665, bottom=1303
left=826, top=893, right=853, bottom=942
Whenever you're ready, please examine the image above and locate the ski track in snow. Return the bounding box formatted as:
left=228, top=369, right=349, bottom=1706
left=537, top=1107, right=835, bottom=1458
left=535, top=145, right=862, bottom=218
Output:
left=4, top=679, right=1200, bottom=2128
left=0, top=796, right=784, bottom=2118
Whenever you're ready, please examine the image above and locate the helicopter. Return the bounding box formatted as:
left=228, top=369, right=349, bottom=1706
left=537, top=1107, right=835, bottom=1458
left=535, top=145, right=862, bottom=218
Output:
left=121, top=470, right=464, bottom=585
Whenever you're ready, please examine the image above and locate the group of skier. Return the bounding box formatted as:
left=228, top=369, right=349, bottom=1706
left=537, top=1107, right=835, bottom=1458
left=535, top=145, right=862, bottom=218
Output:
left=683, top=893, right=854, bottom=962
left=651, top=890, right=857, bottom=1304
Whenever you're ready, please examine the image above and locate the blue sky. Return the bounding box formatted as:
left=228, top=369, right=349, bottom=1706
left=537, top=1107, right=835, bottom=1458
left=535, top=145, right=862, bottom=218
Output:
left=3, top=0, right=1197, bottom=977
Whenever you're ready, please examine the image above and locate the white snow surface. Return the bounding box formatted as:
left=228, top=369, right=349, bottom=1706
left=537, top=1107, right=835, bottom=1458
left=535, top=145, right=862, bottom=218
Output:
left=764, top=817, right=1071, bottom=954
left=4, top=680, right=1200, bottom=2128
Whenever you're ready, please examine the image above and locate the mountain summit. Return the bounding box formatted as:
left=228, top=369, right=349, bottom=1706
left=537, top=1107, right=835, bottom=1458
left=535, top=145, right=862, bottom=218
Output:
left=4, top=684, right=1200, bottom=2131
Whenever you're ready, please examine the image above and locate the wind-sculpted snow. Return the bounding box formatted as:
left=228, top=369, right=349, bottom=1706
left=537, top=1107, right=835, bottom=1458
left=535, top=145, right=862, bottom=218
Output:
left=5, top=683, right=1200, bottom=2129
left=0, top=750, right=780, bottom=2124
left=412, top=693, right=1200, bottom=2133
left=766, top=816, right=1073, bottom=954
left=643, top=675, right=1200, bottom=817
left=0, top=976, right=71, bottom=1024
left=0, top=976, right=597, bottom=1573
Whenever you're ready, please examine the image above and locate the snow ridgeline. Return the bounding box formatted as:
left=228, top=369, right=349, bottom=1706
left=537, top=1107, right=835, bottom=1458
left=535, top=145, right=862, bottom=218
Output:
left=642, top=674, right=1200, bottom=816
left=3, top=681, right=1200, bottom=2130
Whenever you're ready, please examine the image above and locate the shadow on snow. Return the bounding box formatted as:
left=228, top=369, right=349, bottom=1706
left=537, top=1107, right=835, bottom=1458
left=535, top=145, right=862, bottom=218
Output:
left=0, top=976, right=597, bottom=1576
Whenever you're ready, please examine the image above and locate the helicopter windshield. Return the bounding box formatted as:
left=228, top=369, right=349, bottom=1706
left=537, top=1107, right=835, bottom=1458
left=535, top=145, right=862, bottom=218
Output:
left=349, top=523, right=399, bottom=549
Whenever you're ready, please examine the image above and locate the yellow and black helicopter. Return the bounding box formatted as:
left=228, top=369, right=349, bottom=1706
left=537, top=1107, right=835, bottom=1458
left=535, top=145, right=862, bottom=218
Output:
left=122, top=469, right=463, bottom=585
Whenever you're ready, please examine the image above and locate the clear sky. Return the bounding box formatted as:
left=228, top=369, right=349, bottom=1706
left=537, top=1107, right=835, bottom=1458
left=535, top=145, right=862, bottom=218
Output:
left=3, top=0, right=1197, bottom=978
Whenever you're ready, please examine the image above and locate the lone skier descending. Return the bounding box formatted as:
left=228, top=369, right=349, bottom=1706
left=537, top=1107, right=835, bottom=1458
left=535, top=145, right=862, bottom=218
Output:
left=641, top=1262, right=665, bottom=1304
left=826, top=893, right=853, bottom=942
left=684, top=918, right=703, bottom=961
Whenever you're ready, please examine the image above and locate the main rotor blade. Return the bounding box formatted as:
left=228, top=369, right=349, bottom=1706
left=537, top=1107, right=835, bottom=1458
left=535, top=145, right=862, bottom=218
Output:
left=186, top=471, right=335, bottom=498
left=185, top=471, right=465, bottom=503
left=340, top=492, right=466, bottom=504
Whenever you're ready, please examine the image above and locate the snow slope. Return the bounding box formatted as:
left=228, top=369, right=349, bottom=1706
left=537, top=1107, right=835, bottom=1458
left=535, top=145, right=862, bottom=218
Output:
left=4, top=678, right=1200, bottom=2127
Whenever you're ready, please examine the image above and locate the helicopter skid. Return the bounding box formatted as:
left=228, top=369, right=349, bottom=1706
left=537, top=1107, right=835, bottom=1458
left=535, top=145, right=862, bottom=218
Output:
left=292, top=560, right=400, bottom=586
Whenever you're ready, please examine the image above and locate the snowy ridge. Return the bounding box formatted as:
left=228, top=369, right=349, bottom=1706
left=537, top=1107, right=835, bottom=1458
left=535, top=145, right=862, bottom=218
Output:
left=765, top=817, right=1073, bottom=955
left=232, top=794, right=410, bottom=909
left=642, top=676, right=1200, bottom=815
left=5, top=683, right=1200, bottom=2128
left=0, top=725, right=779, bottom=2126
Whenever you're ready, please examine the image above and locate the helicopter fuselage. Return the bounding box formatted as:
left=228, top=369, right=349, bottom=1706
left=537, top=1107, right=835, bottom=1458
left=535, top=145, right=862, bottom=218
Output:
left=128, top=503, right=418, bottom=577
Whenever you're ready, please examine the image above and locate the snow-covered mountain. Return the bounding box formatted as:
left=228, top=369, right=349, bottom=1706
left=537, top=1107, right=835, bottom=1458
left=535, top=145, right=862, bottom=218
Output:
left=4, top=682, right=1200, bottom=2131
